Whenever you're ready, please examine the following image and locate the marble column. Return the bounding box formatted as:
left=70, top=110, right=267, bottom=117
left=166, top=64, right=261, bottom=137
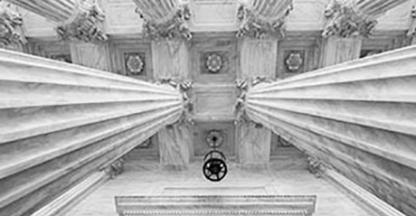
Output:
left=244, top=45, right=416, bottom=216
left=236, top=0, right=292, bottom=167
left=6, top=0, right=107, bottom=42
left=133, top=0, right=192, bottom=169
left=321, top=0, right=409, bottom=67
left=0, top=49, right=184, bottom=216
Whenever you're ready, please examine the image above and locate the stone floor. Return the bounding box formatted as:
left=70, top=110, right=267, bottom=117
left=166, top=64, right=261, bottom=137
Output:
left=65, top=148, right=377, bottom=216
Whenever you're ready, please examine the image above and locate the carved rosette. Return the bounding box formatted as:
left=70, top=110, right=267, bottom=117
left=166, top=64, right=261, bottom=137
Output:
left=139, top=4, right=191, bottom=41
left=0, top=2, right=25, bottom=48
left=206, top=53, right=223, bottom=73
left=56, top=1, right=107, bottom=42
left=236, top=2, right=293, bottom=39
left=126, top=54, right=144, bottom=75
left=323, top=0, right=378, bottom=38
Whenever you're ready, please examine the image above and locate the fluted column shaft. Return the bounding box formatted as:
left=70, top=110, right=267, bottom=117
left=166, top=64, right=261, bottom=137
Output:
left=244, top=46, right=416, bottom=215
left=133, top=0, right=178, bottom=23
left=351, top=0, right=409, bottom=19
left=6, top=0, right=107, bottom=41
left=7, top=0, right=76, bottom=22
left=0, top=49, right=184, bottom=216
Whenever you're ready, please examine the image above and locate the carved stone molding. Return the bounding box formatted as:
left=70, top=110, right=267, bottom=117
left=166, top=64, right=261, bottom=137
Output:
left=56, top=1, right=107, bottom=42
left=0, top=1, right=25, bottom=48
left=323, top=0, right=377, bottom=38
left=136, top=2, right=191, bottom=40
left=307, top=157, right=324, bottom=177
left=407, top=5, right=416, bottom=38
left=115, top=195, right=317, bottom=216
left=236, top=0, right=293, bottom=39
left=323, top=0, right=409, bottom=38
left=105, top=158, right=125, bottom=179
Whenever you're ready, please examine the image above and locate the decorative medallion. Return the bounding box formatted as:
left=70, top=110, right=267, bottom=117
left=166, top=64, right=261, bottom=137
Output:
left=126, top=55, right=144, bottom=74
left=285, top=52, right=304, bottom=72
left=205, top=53, right=223, bottom=73
left=124, top=52, right=145, bottom=75
left=205, top=130, right=224, bottom=148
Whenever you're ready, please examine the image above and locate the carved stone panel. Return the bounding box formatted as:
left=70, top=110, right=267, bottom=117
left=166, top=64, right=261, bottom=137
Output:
left=28, top=40, right=71, bottom=62
left=276, top=34, right=320, bottom=78
left=191, top=34, right=237, bottom=83
left=101, top=0, right=143, bottom=35
left=192, top=84, right=237, bottom=121
left=192, top=121, right=235, bottom=159
left=189, top=0, right=238, bottom=32
left=110, top=39, right=152, bottom=80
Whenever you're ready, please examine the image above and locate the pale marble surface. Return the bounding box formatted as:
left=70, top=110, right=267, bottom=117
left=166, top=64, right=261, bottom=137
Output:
left=66, top=149, right=377, bottom=216
left=0, top=49, right=184, bottom=216
left=245, top=45, right=416, bottom=215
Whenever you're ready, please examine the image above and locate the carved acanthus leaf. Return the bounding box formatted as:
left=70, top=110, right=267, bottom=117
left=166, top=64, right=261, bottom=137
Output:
left=56, top=0, right=107, bottom=42
left=407, top=5, right=416, bottom=37
left=236, top=3, right=293, bottom=39
left=0, top=2, right=25, bottom=48
left=139, top=4, right=191, bottom=41
left=323, top=0, right=377, bottom=38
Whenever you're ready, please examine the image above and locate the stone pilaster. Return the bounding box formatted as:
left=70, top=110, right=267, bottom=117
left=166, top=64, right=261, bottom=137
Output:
left=320, top=36, right=362, bottom=67
left=70, top=42, right=111, bottom=71
left=6, top=0, right=107, bottom=42
left=134, top=0, right=192, bottom=169
left=159, top=124, right=192, bottom=169
left=236, top=0, right=292, bottom=168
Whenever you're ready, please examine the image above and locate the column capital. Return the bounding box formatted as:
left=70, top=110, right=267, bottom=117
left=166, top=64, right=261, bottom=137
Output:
left=323, top=0, right=409, bottom=38
left=236, top=0, right=293, bottom=39
left=323, top=0, right=376, bottom=38
left=6, top=0, right=107, bottom=42
left=56, top=1, right=107, bottom=42
left=135, top=0, right=191, bottom=40
left=0, top=1, right=25, bottom=48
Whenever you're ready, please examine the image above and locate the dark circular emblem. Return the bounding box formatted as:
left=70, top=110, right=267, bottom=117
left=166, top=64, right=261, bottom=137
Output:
left=206, top=53, right=223, bottom=73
